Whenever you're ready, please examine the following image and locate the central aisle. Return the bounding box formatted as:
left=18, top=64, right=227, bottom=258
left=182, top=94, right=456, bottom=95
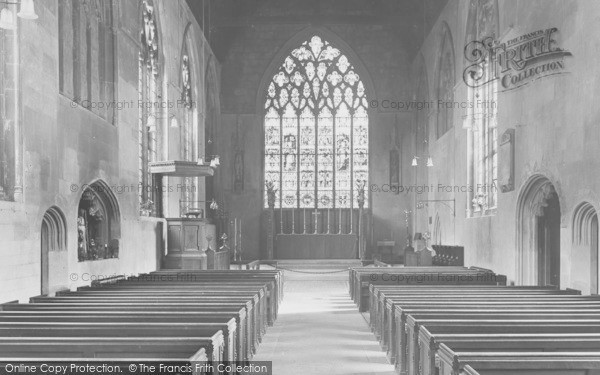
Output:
left=253, top=264, right=396, bottom=375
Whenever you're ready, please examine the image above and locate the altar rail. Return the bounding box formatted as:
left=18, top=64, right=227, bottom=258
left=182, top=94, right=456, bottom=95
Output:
left=275, top=208, right=360, bottom=235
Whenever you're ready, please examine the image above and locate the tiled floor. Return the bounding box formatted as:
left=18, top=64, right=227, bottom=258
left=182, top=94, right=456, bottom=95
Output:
left=253, top=266, right=396, bottom=375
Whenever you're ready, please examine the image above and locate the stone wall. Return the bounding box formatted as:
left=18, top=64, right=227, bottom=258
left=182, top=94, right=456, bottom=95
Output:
left=415, top=0, right=600, bottom=291
left=0, top=0, right=218, bottom=303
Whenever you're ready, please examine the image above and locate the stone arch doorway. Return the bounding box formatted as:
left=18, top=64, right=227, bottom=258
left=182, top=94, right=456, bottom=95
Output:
left=41, top=207, right=67, bottom=295
left=516, top=175, right=561, bottom=286
left=572, top=202, right=599, bottom=294
left=77, top=180, right=121, bottom=262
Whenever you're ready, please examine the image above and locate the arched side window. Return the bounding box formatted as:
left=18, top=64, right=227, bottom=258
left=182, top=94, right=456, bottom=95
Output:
left=58, top=0, right=115, bottom=122
left=436, top=28, right=455, bottom=139
left=264, top=35, right=369, bottom=209
left=138, top=0, right=161, bottom=214
left=465, top=0, right=499, bottom=215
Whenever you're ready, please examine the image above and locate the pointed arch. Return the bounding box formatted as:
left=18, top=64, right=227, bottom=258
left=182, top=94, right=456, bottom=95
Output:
left=257, top=26, right=376, bottom=114
left=435, top=23, right=456, bottom=139
left=515, top=174, right=561, bottom=286
left=571, top=201, right=599, bottom=294
left=261, top=32, right=371, bottom=209
left=77, top=179, right=121, bottom=261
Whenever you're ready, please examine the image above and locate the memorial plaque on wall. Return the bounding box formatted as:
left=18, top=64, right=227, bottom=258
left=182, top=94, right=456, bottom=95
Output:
left=498, top=128, right=515, bottom=192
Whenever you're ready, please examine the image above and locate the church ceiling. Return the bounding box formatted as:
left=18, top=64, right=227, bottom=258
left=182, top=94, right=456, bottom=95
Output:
left=187, top=0, right=449, bottom=62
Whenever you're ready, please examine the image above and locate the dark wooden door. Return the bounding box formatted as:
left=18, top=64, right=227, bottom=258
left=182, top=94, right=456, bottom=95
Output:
left=537, top=194, right=561, bottom=287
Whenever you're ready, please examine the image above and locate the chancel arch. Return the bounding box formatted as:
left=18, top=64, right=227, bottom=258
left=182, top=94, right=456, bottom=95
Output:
left=259, top=28, right=374, bottom=259
left=571, top=202, right=599, bottom=294
left=516, top=175, right=561, bottom=287
left=77, top=180, right=121, bottom=262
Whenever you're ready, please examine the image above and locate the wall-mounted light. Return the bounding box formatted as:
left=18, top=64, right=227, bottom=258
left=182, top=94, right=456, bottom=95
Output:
left=426, top=156, right=434, bottom=167
left=411, top=157, right=418, bottom=167
left=0, top=0, right=38, bottom=30
left=169, top=117, right=179, bottom=128
left=209, top=199, right=219, bottom=210
left=196, top=157, right=204, bottom=166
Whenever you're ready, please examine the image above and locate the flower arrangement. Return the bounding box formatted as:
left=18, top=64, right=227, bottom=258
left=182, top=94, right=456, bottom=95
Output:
left=265, top=180, right=278, bottom=208
left=140, top=200, right=154, bottom=216
left=472, top=193, right=488, bottom=211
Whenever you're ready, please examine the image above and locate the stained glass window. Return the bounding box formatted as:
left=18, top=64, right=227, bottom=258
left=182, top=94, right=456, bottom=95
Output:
left=138, top=0, right=160, bottom=214
left=264, top=36, right=369, bottom=209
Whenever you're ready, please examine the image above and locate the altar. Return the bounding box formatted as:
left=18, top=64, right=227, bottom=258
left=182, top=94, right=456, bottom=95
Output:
left=275, top=234, right=357, bottom=259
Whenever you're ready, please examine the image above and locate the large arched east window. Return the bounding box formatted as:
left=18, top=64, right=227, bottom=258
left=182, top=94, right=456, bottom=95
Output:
left=264, top=36, right=369, bottom=209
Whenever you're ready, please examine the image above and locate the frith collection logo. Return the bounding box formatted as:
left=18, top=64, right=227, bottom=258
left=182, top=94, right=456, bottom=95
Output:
left=463, top=28, right=572, bottom=91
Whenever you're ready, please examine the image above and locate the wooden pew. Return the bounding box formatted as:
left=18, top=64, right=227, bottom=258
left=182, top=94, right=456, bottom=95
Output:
left=147, top=270, right=284, bottom=303
left=31, top=292, right=267, bottom=343
left=348, top=267, right=470, bottom=303
left=110, top=278, right=278, bottom=325
left=380, top=294, right=599, bottom=361
left=0, top=336, right=219, bottom=361
left=0, top=320, right=236, bottom=364
left=406, top=317, right=600, bottom=375
left=437, top=344, right=600, bottom=375
left=420, top=331, right=600, bottom=375
left=371, top=286, right=581, bottom=339
left=28, top=295, right=264, bottom=354
left=0, top=301, right=258, bottom=361
left=392, top=302, right=600, bottom=374
left=0, top=324, right=228, bottom=361
left=0, top=311, right=246, bottom=363
left=0, top=338, right=217, bottom=375
left=350, top=268, right=506, bottom=311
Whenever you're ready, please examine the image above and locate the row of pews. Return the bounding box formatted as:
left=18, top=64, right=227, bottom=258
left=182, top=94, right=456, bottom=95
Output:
left=352, top=265, right=600, bottom=375
left=0, top=269, right=283, bottom=374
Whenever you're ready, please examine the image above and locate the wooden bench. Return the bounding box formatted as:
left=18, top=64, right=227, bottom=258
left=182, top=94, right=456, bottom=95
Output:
left=1, top=301, right=258, bottom=361
left=371, top=286, right=581, bottom=340
left=406, top=317, right=600, bottom=375
left=437, top=344, right=600, bottom=375
left=350, top=268, right=506, bottom=311
left=0, top=319, right=236, bottom=363
left=31, top=292, right=266, bottom=344
left=29, top=294, right=264, bottom=352
left=119, top=276, right=280, bottom=324
left=104, top=279, right=277, bottom=325
left=379, top=293, right=598, bottom=361
left=392, top=302, right=600, bottom=374
left=420, top=331, right=600, bottom=375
